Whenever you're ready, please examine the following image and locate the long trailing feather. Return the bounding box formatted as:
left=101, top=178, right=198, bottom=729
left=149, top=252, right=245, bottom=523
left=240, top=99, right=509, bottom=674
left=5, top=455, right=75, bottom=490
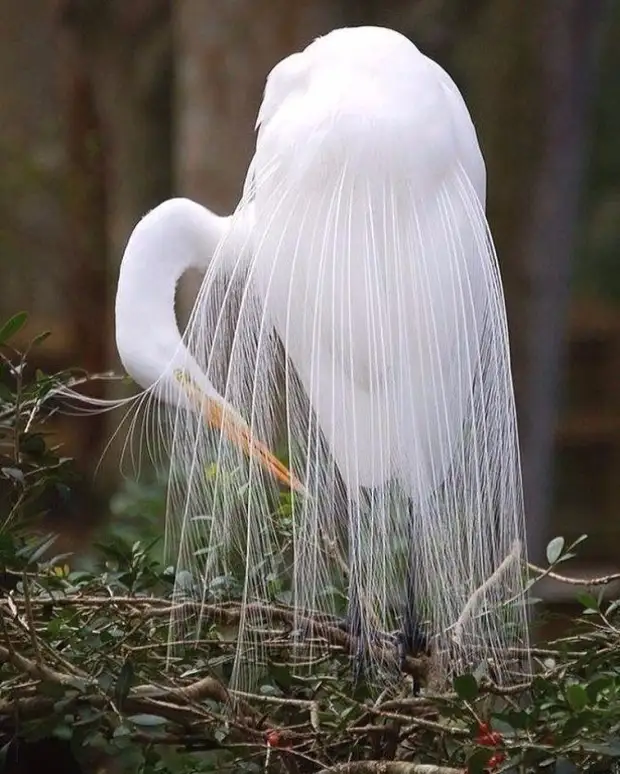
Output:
left=155, top=30, right=530, bottom=692
left=55, top=26, right=530, bottom=695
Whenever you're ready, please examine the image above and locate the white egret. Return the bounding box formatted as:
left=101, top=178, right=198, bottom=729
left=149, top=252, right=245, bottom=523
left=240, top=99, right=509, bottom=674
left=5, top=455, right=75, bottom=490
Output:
left=110, top=25, right=529, bottom=692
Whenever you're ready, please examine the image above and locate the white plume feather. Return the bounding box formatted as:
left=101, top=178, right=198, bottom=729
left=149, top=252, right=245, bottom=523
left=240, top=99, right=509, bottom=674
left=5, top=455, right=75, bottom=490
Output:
left=101, top=26, right=530, bottom=694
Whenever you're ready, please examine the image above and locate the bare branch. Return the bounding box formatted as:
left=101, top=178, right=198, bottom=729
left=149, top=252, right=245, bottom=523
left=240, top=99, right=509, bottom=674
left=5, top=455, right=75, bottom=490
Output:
left=316, top=763, right=465, bottom=774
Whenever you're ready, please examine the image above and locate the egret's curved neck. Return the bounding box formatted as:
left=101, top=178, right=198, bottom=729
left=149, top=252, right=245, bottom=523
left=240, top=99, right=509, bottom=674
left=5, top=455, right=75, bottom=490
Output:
left=115, top=198, right=229, bottom=393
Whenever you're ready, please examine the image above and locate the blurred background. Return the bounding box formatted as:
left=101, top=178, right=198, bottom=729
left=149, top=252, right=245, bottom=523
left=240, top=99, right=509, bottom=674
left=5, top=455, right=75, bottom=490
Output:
left=0, top=0, right=618, bottom=591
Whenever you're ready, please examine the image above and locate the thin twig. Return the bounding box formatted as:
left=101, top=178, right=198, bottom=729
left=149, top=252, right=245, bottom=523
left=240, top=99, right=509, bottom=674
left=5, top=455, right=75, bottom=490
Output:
left=317, top=763, right=464, bottom=773
left=230, top=689, right=315, bottom=709
left=453, top=541, right=522, bottom=647
left=0, top=644, right=90, bottom=688
left=21, top=573, right=42, bottom=663
left=331, top=691, right=467, bottom=738
left=528, top=563, right=620, bottom=587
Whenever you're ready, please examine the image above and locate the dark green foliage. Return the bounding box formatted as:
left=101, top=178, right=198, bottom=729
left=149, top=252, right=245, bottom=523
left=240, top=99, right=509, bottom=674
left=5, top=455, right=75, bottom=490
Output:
left=0, top=311, right=82, bottom=553
left=3, top=319, right=620, bottom=773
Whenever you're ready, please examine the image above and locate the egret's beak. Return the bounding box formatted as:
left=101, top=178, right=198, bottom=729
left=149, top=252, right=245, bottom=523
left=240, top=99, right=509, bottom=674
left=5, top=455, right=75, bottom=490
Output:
left=174, top=371, right=305, bottom=494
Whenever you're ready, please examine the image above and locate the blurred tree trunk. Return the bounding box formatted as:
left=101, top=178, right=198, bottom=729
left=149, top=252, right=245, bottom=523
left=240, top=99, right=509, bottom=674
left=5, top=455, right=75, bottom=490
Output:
left=56, top=14, right=109, bottom=462
left=454, top=1, right=608, bottom=559
left=173, top=0, right=344, bottom=213
left=55, top=0, right=173, bottom=483
left=56, top=0, right=172, bottom=336
left=517, top=1, right=609, bottom=558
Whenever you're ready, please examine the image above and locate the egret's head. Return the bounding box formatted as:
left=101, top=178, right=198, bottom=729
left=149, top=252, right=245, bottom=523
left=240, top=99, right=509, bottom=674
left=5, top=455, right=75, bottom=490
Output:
left=306, top=26, right=420, bottom=74
left=257, top=26, right=424, bottom=132
left=253, top=25, right=456, bottom=194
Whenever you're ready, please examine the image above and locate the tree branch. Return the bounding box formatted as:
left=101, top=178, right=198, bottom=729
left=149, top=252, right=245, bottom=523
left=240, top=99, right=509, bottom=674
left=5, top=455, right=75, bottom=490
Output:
left=317, top=763, right=464, bottom=774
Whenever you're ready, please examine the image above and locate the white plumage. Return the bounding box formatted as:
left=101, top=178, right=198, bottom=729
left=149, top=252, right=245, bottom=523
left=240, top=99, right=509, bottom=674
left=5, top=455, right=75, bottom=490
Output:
left=109, top=26, right=529, bottom=692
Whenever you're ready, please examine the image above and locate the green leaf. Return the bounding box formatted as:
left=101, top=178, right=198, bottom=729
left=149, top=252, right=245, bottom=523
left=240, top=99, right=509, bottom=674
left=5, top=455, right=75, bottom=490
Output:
left=568, top=534, right=588, bottom=551
left=586, top=675, right=613, bottom=703
left=453, top=672, right=479, bottom=701
left=576, top=591, right=599, bottom=612
left=127, top=714, right=168, bottom=727
left=581, top=741, right=620, bottom=757
left=38, top=681, right=68, bottom=699
left=502, top=710, right=530, bottom=730
left=52, top=724, right=73, bottom=741
left=467, top=747, right=493, bottom=774
left=546, top=536, right=565, bottom=565
left=1, top=467, right=24, bottom=484
left=606, top=599, right=620, bottom=617
left=30, top=330, right=51, bottom=349
left=0, top=312, right=28, bottom=344
left=565, top=683, right=589, bottom=711
left=25, top=533, right=58, bottom=563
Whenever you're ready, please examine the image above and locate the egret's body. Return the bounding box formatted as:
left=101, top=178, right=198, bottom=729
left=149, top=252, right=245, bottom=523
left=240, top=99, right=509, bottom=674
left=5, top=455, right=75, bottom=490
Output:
left=110, top=26, right=529, bottom=692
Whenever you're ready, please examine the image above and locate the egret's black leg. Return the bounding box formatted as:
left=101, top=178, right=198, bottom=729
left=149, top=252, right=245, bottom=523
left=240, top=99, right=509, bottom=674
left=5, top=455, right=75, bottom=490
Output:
left=340, top=487, right=375, bottom=683
left=401, top=554, right=429, bottom=656
left=335, top=557, right=369, bottom=683
left=345, top=577, right=370, bottom=683
left=399, top=560, right=429, bottom=695
left=338, top=490, right=431, bottom=688
left=398, top=500, right=430, bottom=694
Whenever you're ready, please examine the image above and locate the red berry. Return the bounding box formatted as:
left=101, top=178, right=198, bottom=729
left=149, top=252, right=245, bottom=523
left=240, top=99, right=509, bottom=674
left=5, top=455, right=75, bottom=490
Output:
left=475, top=722, right=503, bottom=749
left=487, top=752, right=506, bottom=770
left=266, top=730, right=282, bottom=747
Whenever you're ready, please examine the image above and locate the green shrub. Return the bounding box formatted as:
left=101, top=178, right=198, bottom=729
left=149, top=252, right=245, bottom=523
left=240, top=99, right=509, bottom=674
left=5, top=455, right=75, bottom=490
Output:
left=2, top=316, right=620, bottom=774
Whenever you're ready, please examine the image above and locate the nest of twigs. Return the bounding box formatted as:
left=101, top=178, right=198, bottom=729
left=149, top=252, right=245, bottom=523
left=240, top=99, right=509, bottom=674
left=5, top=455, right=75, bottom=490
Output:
left=1, top=544, right=620, bottom=774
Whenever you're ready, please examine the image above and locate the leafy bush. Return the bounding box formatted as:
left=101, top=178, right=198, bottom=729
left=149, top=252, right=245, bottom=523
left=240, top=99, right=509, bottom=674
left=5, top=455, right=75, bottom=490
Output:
left=2, top=316, right=620, bottom=774
left=0, top=312, right=76, bottom=541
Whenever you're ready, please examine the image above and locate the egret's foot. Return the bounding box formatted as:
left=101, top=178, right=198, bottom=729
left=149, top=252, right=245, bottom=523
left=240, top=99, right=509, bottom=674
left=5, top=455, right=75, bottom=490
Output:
left=336, top=608, right=371, bottom=684
left=397, top=613, right=430, bottom=696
